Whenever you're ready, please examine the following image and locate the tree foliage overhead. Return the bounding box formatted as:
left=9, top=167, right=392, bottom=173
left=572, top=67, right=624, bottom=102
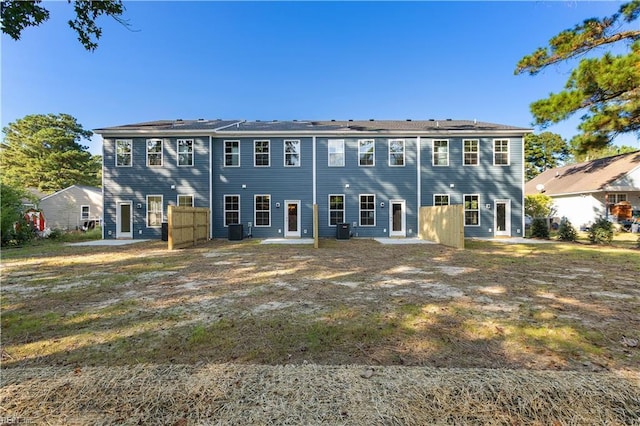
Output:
left=1, top=0, right=126, bottom=51
left=0, top=114, right=101, bottom=193
left=524, top=132, right=569, bottom=180
left=515, top=1, right=640, bottom=153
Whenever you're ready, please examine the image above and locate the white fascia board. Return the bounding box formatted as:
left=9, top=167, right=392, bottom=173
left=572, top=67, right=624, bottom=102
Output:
left=39, top=185, right=78, bottom=201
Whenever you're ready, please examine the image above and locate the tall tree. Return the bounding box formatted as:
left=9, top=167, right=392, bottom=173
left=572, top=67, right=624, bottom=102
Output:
left=1, top=0, right=127, bottom=51
left=0, top=114, right=101, bottom=193
left=569, top=140, right=638, bottom=162
left=515, top=1, right=640, bottom=154
left=524, top=132, right=569, bottom=180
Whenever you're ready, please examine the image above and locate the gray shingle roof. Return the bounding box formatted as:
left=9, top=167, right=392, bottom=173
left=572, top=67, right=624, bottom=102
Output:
left=95, top=119, right=531, bottom=134
left=525, top=150, right=640, bottom=195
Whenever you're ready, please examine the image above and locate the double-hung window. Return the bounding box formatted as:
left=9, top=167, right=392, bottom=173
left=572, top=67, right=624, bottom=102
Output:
left=358, top=139, right=375, bottom=166
left=177, top=139, right=194, bottom=167
left=389, top=139, right=405, bottom=166
left=464, top=194, right=480, bottom=226
left=433, top=140, right=449, bottom=166
left=493, top=139, right=509, bottom=165
left=254, top=140, right=270, bottom=167
left=177, top=195, right=193, bottom=207
left=359, top=194, right=375, bottom=226
left=147, top=139, right=163, bottom=167
left=224, top=195, right=240, bottom=226
left=81, top=205, right=90, bottom=220
left=255, top=195, right=270, bottom=227
left=224, top=141, right=240, bottom=167
left=463, top=139, right=479, bottom=166
left=328, top=139, right=345, bottom=167
left=434, top=194, right=450, bottom=206
left=284, top=140, right=300, bottom=166
left=147, top=195, right=163, bottom=227
left=608, top=193, right=627, bottom=204
left=329, top=194, right=345, bottom=226
left=116, top=139, right=132, bottom=167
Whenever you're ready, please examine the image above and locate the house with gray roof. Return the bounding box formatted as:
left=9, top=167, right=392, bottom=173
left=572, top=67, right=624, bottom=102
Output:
left=38, top=185, right=103, bottom=231
left=95, top=119, right=530, bottom=241
left=525, top=150, right=640, bottom=229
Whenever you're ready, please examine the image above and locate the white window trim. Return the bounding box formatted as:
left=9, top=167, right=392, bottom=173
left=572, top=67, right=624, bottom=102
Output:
left=254, top=194, right=271, bottom=227
left=432, top=139, right=449, bottom=167
left=433, top=194, right=450, bottom=206
left=177, top=194, right=194, bottom=207
left=254, top=139, right=270, bottom=167
left=177, top=139, right=194, bottom=167
left=463, top=139, right=480, bottom=166
left=146, top=138, right=163, bottom=167
left=359, top=194, right=376, bottom=227
left=328, top=194, right=345, bottom=227
left=115, top=139, right=133, bottom=167
left=608, top=193, right=627, bottom=204
left=223, top=194, right=241, bottom=227
left=388, top=139, right=405, bottom=167
left=224, top=140, right=241, bottom=167
left=464, top=194, right=481, bottom=227
left=328, top=139, right=345, bottom=167
left=146, top=195, right=163, bottom=228
left=493, top=139, right=510, bottom=166
left=80, top=205, right=90, bottom=220
left=358, top=139, right=375, bottom=167
left=284, top=139, right=301, bottom=167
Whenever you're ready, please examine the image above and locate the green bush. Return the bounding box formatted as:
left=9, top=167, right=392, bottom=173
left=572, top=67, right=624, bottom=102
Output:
left=530, top=218, right=549, bottom=239
left=588, top=217, right=614, bottom=244
left=557, top=217, right=577, bottom=241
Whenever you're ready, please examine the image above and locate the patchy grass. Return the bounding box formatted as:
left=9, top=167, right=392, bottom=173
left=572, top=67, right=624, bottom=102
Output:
left=1, top=238, right=638, bottom=373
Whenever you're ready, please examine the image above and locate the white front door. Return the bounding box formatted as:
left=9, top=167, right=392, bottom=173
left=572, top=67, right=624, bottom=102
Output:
left=116, top=202, right=133, bottom=239
left=389, top=199, right=406, bottom=237
left=494, top=200, right=511, bottom=237
left=284, top=200, right=301, bottom=237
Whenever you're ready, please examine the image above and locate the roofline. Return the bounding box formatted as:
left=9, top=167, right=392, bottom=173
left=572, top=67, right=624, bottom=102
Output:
left=95, top=128, right=532, bottom=138
left=39, top=184, right=101, bottom=201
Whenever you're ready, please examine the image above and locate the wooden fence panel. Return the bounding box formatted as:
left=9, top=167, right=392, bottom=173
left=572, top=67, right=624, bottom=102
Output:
left=419, top=205, right=465, bottom=249
left=167, top=206, right=210, bottom=250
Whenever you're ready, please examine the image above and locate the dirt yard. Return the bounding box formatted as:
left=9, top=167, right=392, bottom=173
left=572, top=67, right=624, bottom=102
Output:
left=1, top=238, right=639, bottom=424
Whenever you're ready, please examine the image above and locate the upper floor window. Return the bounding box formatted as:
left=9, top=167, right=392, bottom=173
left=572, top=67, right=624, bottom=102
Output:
left=177, top=195, right=193, bottom=207
left=389, top=139, right=405, bottom=166
left=433, top=140, right=449, bottom=166
left=81, top=205, right=90, bottom=220
left=224, top=140, right=240, bottom=167
left=358, top=139, right=375, bottom=166
left=464, top=194, right=480, bottom=226
left=224, top=195, right=240, bottom=226
left=434, top=194, right=450, bottom=206
left=329, top=194, right=345, bottom=226
left=608, top=193, right=627, bottom=204
left=493, top=139, right=509, bottom=165
left=147, top=139, right=163, bottom=167
left=328, top=139, right=345, bottom=167
left=255, top=194, right=271, bottom=227
left=254, top=140, right=270, bottom=167
left=284, top=140, right=300, bottom=166
left=177, top=139, right=194, bottom=167
left=463, top=139, right=479, bottom=166
left=359, top=194, right=376, bottom=226
left=116, top=139, right=132, bottom=167
left=147, top=195, right=163, bottom=227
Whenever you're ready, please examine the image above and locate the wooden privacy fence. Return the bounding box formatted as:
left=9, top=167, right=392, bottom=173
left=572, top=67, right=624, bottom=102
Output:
left=167, top=206, right=210, bottom=250
left=419, top=205, right=465, bottom=249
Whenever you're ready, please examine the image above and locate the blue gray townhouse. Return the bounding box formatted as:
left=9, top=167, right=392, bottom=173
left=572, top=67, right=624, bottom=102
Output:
left=95, top=119, right=531, bottom=241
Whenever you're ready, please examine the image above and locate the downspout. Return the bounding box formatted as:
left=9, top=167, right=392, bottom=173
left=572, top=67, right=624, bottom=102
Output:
left=102, top=136, right=105, bottom=240
left=312, top=136, right=317, bottom=205
left=417, top=136, right=421, bottom=237
left=209, top=135, right=213, bottom=239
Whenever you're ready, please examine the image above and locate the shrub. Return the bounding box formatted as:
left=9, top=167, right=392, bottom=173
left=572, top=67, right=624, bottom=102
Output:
left=530, top=218, right=549, bottom=239
left=588, top=217, right=614, bottom=244
left=557, top=217, right=577, bottom=241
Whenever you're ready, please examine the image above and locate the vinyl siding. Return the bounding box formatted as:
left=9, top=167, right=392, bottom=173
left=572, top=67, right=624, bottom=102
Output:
left=39, top=186, right=102, bottom=230
left=102, top=136, right=210, bottom=238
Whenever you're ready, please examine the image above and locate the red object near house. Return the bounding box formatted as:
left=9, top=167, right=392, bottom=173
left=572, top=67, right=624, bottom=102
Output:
left=24, top=209, right=46, bottom=231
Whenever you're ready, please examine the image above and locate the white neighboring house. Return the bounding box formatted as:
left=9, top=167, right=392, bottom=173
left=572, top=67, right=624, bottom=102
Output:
left=525, top=151, right=640, bottom=230
left=38, top=185, right=103, bottom=231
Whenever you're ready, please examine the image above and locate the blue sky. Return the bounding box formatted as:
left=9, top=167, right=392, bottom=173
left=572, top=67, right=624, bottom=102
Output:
left=2, top=1, right=638, bottom=155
